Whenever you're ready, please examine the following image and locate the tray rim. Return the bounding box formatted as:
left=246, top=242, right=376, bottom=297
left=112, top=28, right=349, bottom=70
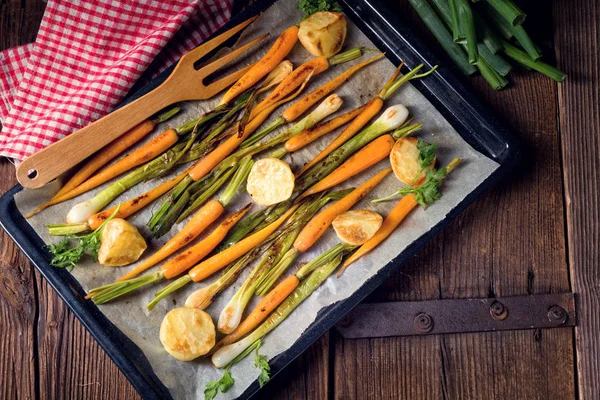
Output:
left=0, top=0, right=520, bottom=398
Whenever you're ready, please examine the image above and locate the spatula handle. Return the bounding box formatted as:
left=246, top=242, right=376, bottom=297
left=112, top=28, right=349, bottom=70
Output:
left=16, top=84, right=174, bottom=189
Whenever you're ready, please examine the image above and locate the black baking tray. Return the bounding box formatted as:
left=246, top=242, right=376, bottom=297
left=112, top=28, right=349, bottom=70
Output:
left=0, top=0, right=519, bottom=398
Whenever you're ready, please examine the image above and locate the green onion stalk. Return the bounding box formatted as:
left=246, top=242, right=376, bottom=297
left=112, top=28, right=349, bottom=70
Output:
left=481, top=3, right=538, bottom=61
left=217, top=189, right=353, bottom=333
left=148, top=93, right=344, bottom=237
left=211, top=243, right=355, bottom=369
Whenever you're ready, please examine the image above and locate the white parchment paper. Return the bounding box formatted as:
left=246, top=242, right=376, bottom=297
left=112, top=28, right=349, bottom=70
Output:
left=15, top=0, right=499, bottom=398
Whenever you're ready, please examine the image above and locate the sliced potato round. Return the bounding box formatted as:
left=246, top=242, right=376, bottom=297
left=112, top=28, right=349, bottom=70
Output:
left=298, top=12, right=347, bottom=57
left=390, top=137, right=436, bottom=185
left=98, top=218, right=147, bottom=267
left=159, top=307, right=216, bottom=361
left=332, top=210, right=383, bottom=245
left=246, top=158, right=295, bottom=206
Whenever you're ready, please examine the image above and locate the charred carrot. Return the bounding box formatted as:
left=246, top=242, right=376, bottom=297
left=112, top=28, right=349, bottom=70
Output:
left=188, top=204, right=299, bottom=282
left=219, top=26, right=299, bottom=105
left=297, top=97, right=384, bottom=176
left=297, top=135, right=395, bottom=200
left=284, top=105, right=365, bottom=152
left=87, top=204, right=251, bottom=304
left=293, top=168, right=392, bottom=253
left=282, top=53, right=384, bottom=122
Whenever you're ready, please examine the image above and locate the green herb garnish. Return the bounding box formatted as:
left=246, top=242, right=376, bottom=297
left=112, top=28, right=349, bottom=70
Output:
left=297, top=0, right=342, bottom=18
left=416, top=138, right=437, bottom=169
left=254, top=342, right=271, bottom=387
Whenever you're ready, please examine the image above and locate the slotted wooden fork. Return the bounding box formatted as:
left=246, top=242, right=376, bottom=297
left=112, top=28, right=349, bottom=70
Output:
left=17, top=16, right=267, bottom=189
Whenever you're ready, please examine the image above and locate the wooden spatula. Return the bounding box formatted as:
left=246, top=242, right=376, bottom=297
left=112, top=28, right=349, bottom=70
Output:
left=17, top=16, right=266, bottom=189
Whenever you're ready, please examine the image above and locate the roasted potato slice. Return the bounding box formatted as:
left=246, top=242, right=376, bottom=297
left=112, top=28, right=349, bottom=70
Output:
left=247, top=158, right=295, bottom=206
left=332, top=210, right=383, bottom=245
left=160, top=307, right=216, bottom=361
left=97, top=218, right=147, bottom=266
left=298, top=12, right=347, bottom=57
left=390, top=137, right=436, bottom=185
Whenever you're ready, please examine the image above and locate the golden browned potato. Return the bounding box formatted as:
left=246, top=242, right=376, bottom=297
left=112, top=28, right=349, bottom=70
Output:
left=246, top=158, right=295, bottom=206
left=390, top=137, right=436, bottom=185
left=159, top=307, right=216, bottom=361
left=298, top=12, right=347, bottom=57
left=97, top=218, right=147, bottom=266
left=332, top=210, right=383, bottom=245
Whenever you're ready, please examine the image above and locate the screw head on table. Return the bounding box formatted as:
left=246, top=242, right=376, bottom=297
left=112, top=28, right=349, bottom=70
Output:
left=547, top=305, right=568, bottom=325
left=489, top=301, right=508, bottom=321
left=414, top=313, right=434, bottom=333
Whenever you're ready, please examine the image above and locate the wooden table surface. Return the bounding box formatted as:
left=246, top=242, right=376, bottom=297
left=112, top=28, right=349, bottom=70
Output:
left=1, top=0, right=598, bottom=399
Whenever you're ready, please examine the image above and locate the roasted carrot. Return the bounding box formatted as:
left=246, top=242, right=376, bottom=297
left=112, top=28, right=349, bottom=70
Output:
left=40, top=128, right=179, bottom=208
left=87, top=167, right=192, bottom=230
left=284, top=105, right=366, bottom=152
left=298, top=135, right=395, bottom=200
left=293, top=168, right=392, bottom=252
left=297, top=97, right=384, bottom=176
left=117, top=200, right=224, bottom=282
left=338, top=194, right=417, bottom=275
left=213, top=274, right=300, bottom=351
left=282, top=53, right=384, bottom=123
left=338, top=157, right=461, bottom=275
left=250, top=57, right=329, bottom=119
left=219, top=26, right=299, bottom=105
left=188, top=204, right=299, bottom=282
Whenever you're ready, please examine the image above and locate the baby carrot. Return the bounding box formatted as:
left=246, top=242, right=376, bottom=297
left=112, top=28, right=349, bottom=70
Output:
left=220, top=26, right=299, bottom=105
left=282, top=53, right=384, bottom=123
left=296, top=97, right=384, bottom=176
left=284, top=105, right=365, bottom=152
left=293, top=168, right=392, bottom=252
left=116, top=200, right=224, bottom=282
left=297, top=134, right=394, bottom=200
left=188, top=204, right=299, bottom=282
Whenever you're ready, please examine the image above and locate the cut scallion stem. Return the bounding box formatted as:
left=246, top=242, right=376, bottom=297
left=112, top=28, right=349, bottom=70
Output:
left=478, top=43, right=512, bottom=76
left=456, top=0, right=477, bottom=64
left=485, top=0, right=526, bottom=26
left=477, top=56, right=508, bottom=90
left=408, top=0, right=477, bottom=76
left=448, top=0, right=464, bottom=43
left=501, top=41, right=566, bottom=82
left=483, top=4, right=540, bottom=60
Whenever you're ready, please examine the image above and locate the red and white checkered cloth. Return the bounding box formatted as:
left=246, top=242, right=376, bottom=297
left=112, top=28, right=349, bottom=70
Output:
left=0, top=0, right=234, bottom=161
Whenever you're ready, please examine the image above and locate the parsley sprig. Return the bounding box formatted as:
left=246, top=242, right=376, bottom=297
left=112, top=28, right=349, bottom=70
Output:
left=297, top=0, right=342, bottom=19
left=204, top=339, right=271, bottom=400
left=46, top=207, right=120, bottom=270
left=416, top=138, right=437, bottom=169
left=373, top=157, right=461, bottom=206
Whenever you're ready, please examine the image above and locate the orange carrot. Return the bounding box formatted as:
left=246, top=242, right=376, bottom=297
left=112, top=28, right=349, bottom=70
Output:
left=87, top=167, right=192, bottom=230
left=40, top=128, right=179, bottom=208
left=284, top=105, right=366, bottom=152
left=293, top=168, right=392, bottom=252
left=161, top=204, right=252, bottom=280
left=297, top=97, right=384, bottom=176
left=213, top=274, right=300, bottom=351
left=298, top=135, right=394, bottom=200
left=188, top=127, right=249, bottom=181
left=250, top=57, right=330, bottom=119
left=338, top=194, right=418, bottom=275
left=188, top=204, right=299, bottom=282
left=219, top=26, right=299, bottom=106
left=116, top=200, right=224, bottom=282
left=282, top=53, right=384, bottom=123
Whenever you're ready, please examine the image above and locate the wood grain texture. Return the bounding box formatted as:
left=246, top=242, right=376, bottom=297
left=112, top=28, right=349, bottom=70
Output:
left=553, top=1, right=600, bottom=398
left=333, top=1, right=576, bottom=399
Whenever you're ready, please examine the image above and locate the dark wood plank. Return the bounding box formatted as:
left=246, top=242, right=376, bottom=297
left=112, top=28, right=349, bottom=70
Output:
left=553, top=1, right=600, bottom=398
left=1, top=2, right=45, bottom=399
left=0, top=159, right=38, bottom=400
left=334, top=0, right=576, bottom=398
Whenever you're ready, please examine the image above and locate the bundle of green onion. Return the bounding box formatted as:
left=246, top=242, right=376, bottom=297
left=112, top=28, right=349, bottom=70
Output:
left=408, top=0, right=565, bottom=89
